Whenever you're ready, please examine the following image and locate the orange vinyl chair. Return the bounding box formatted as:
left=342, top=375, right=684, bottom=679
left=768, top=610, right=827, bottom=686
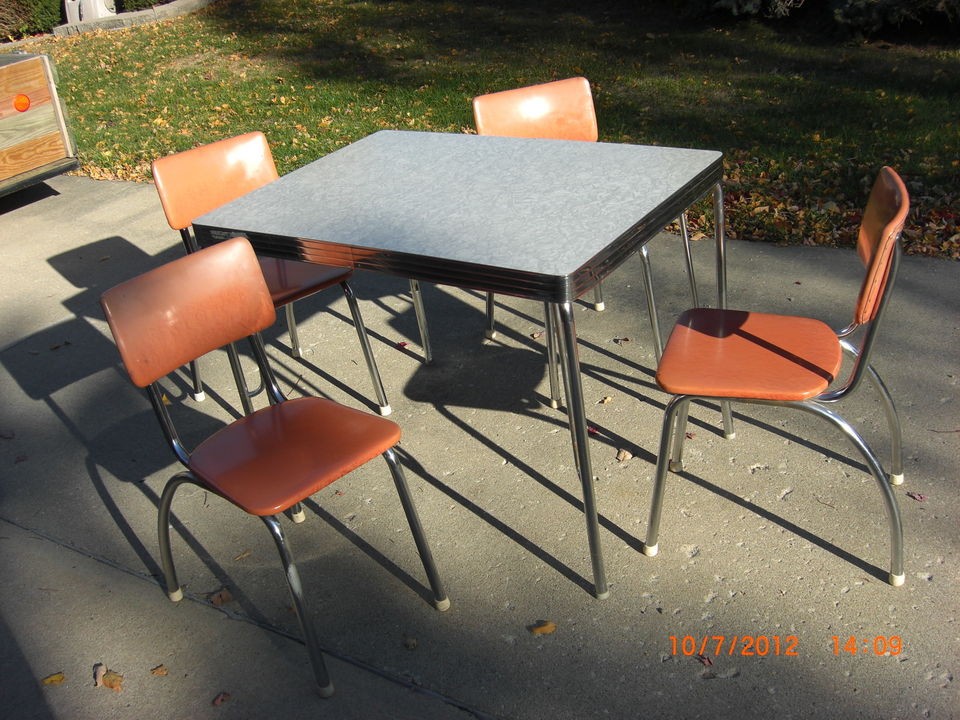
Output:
left=642, top=167, right=909, bottom=586
left=152, top=131, right=390, bottom=416
left=100, top=237, right=449, bottom=697
left=464, top=77, right=699, bottom=406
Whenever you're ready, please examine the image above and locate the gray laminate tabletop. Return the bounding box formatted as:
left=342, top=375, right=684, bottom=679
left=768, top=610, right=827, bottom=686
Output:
left=194, top=130, right=723, bottom=303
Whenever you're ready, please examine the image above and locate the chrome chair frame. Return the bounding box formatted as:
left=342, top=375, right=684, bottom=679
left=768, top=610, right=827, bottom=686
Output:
left=103, top=239, right=447, bottom=697
left=642, top=175, right=908, bottom=585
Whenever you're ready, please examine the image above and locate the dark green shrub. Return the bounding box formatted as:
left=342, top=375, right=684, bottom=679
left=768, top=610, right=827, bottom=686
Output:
left=116, top=0, right=174, bottom=11
left=116, top=0, right=152, bottom=11
left=683, top=0, right=959, bottom=35
left=25, top=0, right=61, bottom=32
left=712, top=0, right=805, bottom=17
left=831, top=0, right=960, bottom=36
left=2, top=0, right=62, bottom=38
left=0, top=0, right=32, bottom=40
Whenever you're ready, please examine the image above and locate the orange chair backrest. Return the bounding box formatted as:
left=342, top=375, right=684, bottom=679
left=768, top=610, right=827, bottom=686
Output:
left=101, top=237, right=276, bottom=388
left=473, top=77, right=598, bottom=142
left=854, top=167, right=909, bottom=325
left=152, top=132, right=279, bottom=231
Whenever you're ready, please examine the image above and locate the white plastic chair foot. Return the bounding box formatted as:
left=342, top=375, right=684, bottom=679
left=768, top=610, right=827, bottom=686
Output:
left=291, top=348, right=303, bottom=359
left=889, top=572, right=905, bottom=587
left=668, top=459, right=683, bottom=473
left=291, top=508, right=306, bottom=524
left=890, top=473, right=904, bottom=486
left=434, top=597, right=451, bottom=612
left=724, top=431, right=736, bottom=440
left=317, top=682, right=335, bottom=699
left=592, top=301, right=605, bottom=312
left=378, top=404, right=392, bottom=416
left=168, top=588, right=184, bottom=602
left=642, top=543, right=659, bottom=557
left=549, top=398, right=560, bottom=409
left=191, top=391, right=206, bottom=402
left=484, top=329, right=498, bottom=340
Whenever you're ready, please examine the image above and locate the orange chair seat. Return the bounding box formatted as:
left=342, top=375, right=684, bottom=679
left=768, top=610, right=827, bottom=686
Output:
left=189, top=397, right=401, bottom=516
left=656, top=308, right=843, bottom=401
left=258, top=257, right=352, bottom=307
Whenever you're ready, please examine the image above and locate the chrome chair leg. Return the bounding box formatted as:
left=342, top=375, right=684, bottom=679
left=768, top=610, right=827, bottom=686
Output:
left=382, top=448, right=450, bottom=611
left=637, top=245, right=664, bottom=362
left=340, top=281, right=391, bottom=416
left=226, top=343, right=255, bottom=415
left=289, top=502, right=306, bottom=523
left=679, top=212, right=700, bottom=307
left=157, top=473, right=197, bottom=603
left=285, top=303, right=303, bottom=358
left=262, top=515, right=336, bottom=697
left=409, top=280, right=433, bottom=364
left=187, top=360, right=205, bottom=401
left=865, top=365, right=904, bottom=484
left=792, top=400, right=905, bottom=586
left=591, top=284, right=605, bottom=312
left=839, top=342, right=903, bottom=484
left=711, top=185, right=736, bottom=440
left=484, top=292, right=497, bottom=339
left=668, top=397, right=692, bottom=472
left=642, top=395, right=689, bottom=558
left=721, top=402, right=736, bottom=439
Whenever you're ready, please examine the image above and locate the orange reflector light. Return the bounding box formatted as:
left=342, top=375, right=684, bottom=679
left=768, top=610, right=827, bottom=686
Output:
left=14, top=94, right=31, bottom=112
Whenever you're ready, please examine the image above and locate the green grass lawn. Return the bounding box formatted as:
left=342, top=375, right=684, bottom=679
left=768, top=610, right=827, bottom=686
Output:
left=6, top=0, right=959, bottom=256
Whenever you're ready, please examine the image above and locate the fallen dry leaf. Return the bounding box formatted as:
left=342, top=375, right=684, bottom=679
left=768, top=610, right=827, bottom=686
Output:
left=208, top=587, right=234, bottom=607
left=597, top=395, right=613, bottom=405
left=150, top=664, right=168, bottom=676
left=616, top=448, right=633, bottom=463
left=41, top=672, right=65, bottom=686
left=233, top=549, right=252, bottom=561
left=212, top=691, right=231, bottom=706
left=530, top=330, right=545, bottom=340
left=906, top=491, right=927, bottom=502
left=101, top=670, right=124, bottom=692
left=93, top=664, right=123, bottom=692
left=528, top=620, right=557, bottom=636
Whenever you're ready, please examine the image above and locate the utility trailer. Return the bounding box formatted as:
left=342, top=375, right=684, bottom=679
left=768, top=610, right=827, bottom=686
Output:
left=0, top=53, right=78, bottom=198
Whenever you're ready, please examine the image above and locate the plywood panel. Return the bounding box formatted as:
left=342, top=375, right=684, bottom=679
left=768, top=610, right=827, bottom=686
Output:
left=0, top=104, right=61, bottom=151
left=0, top=133, right=70, bottom=180
left=0, top=54, right=75, bottom=187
